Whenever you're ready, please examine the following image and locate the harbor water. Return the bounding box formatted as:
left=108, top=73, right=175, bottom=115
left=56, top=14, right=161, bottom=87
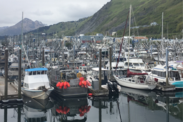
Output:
left=0, top=87, right=182, bottom=122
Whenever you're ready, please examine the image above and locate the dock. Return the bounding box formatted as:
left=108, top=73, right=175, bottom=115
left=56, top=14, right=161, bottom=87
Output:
left=155, top=83, right=176, bottom=91
left=0, top=76, right=22, bottom=101
left=88, top=87, right=109, bottom=96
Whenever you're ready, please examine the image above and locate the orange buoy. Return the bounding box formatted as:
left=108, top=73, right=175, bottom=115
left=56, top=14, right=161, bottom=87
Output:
left=88, top=93, right=93, bottom=96
left=66, top=82, right=70, bottom=87
left=56, top=82, right=61, bottom=87
left=86, top=80, right=91, bottom=86
left=79, top=77, right=84, bottom=81
left=59, top=82, right=64, bottom=89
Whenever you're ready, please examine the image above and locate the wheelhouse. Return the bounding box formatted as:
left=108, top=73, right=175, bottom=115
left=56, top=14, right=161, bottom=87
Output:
left=151, top=66, right=181, bottom=80
left=25, top=68, right=48, bottom=76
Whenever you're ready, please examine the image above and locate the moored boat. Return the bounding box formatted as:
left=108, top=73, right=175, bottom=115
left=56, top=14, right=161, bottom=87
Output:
left=21, top=67, right=54, bottom=99
left=113, top=69, right=156, bottom=90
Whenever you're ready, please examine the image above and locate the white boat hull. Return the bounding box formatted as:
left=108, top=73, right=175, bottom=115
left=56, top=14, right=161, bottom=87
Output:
left=114, top=75, right=156, bottom=90
left=22, top=87, right=54, bottom=99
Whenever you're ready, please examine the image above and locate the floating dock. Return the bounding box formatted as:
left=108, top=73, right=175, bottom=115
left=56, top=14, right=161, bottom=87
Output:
left=155, top=83, right=176, bottom=91
left=0, top=76, right=22, bottom=101
left=88, top=86, right=109, bottom=96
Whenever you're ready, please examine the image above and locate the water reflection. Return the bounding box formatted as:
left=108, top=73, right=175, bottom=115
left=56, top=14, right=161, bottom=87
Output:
left=120, top=87, right=183, bottom=122
left=1, top=88, right=183, bottom=122
left=50, top=92, right=88, bottom=122
left=23, top=95, right=54, bottom=122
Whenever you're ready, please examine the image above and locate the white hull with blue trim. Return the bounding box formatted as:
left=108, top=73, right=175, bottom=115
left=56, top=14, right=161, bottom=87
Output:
left=22, top=68, right=54, bottom=99
left=148, top=65, right=183, bottom=89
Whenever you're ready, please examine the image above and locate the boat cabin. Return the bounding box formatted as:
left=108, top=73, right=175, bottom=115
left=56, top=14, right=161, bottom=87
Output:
left=124, top=52, right=136, bottom=58
left=24, top=68, right=50, bottom=90
left=123, top=58, right=147, bottom=72
left=91, top=67, right=107, bottom=79
left=67, top=61, right=82, bottom=69
left=113, top=53, right=126, bottom=62
left=151, top=65, right=181, bottom=82
left=105, top=62, right=124, bottom=70
left=59, top=70, right=77, bottom=81
left=113, top=69, right=127, bottom=78
left=79, top=66, right=89, bottom=72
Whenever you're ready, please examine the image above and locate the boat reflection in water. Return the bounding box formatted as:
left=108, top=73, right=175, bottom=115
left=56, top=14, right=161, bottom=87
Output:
left=1, top=88, right=183, bottom=122
left=50, top=92, right=89, bottom=122
left=88, top=94, right=122, bottom=122
left=23, top=95, right=54, bottom=122
left=120, top=86, right=183, bottom=122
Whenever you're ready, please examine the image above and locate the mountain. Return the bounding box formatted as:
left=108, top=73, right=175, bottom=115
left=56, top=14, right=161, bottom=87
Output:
left=0, top=26, right=9, bottom=31
left=25, top=0, right=183, bottom=38
left=0, top=18, right=45, bottom=36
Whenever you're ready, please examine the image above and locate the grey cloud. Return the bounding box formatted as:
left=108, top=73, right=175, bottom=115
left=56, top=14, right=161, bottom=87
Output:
left=31, top=10, right=53, bottom=16
left=0, top=0, right=110, bottom=27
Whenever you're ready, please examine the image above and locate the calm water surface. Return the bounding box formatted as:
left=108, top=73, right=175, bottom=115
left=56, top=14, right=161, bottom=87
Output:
left=1, top=87, right=183, bottom=122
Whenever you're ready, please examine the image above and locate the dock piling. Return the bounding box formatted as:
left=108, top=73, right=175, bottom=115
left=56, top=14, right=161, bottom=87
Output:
left=109, top=47, right=112, bottom=80
left=166, top=96, right=169, bottom=122
left=18, top=49, right=21, bottom=99
left=4, top=48, right=8, bottom=101
left=42, top=47, right=45, bottom=66
left=17, top=105, right=21, bottom=122
left=99, top=49, right=102, bottom=90
left=99, top=100, right=102, bottom=122
left=166, top=48, right=169, bottom=85
left=4, top=106, right=7, bottom=122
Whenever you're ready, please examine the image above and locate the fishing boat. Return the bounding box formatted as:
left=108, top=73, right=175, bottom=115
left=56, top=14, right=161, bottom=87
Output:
left=85, top=67, right=121, bottom=93
left=148, top=65, right=183, bottom=88
left=21, top=67, right=54, bottom=99
left=50, top=69, right=88, bottom=97
left=123, top=58, right=150, bottom=72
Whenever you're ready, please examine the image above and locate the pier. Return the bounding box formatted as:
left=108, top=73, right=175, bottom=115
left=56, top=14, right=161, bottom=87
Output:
left=0, top=76, right=22, bottom=101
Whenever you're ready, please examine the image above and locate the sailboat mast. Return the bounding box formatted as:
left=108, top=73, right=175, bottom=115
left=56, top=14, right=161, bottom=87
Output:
left=21, top=12, right=23, bottom=49
left=20, top=12, right=31, bottom=68
left=161, top=12, right=164, bottom=55
left=128, top=5, right=131, bottom=68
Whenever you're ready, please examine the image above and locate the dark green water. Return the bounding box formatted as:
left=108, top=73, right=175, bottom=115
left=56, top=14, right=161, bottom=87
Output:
left=0, top=87, right=183, bottom=122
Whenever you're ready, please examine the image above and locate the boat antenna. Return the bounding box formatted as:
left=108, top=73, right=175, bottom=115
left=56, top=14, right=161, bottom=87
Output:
left=161, top=12, right=164, bottom=56
left=21, top=12, right=31, bottom=68
left=21, top=12, right=23, bottom=49
left=128, top=5, right=131, bottom=69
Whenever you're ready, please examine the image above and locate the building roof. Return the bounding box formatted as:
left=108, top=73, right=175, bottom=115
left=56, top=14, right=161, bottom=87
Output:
left=134, top=36, right=148, bottom=40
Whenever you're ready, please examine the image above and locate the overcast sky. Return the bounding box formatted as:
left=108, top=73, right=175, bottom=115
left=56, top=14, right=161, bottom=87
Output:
left=0, top=0, right=110, bottom=27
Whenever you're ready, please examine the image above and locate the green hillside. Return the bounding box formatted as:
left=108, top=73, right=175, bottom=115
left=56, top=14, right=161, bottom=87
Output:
left=29, top=0, right=183, bottom=38
left=29, top=17, right=91, bottom=37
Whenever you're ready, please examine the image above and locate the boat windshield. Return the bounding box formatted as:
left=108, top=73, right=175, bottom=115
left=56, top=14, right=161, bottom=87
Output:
left=133, top=63, right=139, bottom=66
left=66, top=73, right=77, bottom=80
left=114, top=70, right=127, bottom=76
left=127, top=54, right=135, bottom=57
left=92, top=70, right=104, bottom=77
left=125, top=63, right=133, bottom=67
left=140, top=63, right=144, bottom=66
left=170, top=71, right=180, bottom=80
left=83, top=68, right=87, bottom=71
